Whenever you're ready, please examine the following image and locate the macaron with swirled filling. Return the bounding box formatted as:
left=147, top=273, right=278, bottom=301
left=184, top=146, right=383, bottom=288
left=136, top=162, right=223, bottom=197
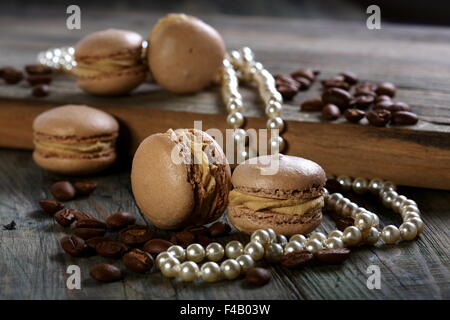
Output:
left=73, top=29, right=147, bottom=96
left=227, top=154, right=326, bottom=236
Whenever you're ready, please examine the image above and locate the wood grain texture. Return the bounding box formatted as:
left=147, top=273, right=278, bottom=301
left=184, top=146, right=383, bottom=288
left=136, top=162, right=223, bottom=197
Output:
left=0, top=149, right=449, bottom=300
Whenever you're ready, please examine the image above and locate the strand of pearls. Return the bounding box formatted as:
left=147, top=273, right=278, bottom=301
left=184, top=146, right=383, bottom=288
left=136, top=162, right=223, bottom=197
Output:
left=222, top=47, right=286, bottom=159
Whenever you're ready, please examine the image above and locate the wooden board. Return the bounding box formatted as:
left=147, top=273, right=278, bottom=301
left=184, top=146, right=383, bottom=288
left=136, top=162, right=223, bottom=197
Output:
left=1, top=12, right=450, bottom=190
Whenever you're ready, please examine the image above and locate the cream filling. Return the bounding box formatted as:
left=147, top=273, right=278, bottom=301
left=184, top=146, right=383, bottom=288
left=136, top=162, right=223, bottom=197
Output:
left=72, top=58, right=142, bottom=77
left=229, top=189, right=324, bottom=215
left=34, top=139, right=114, bottom=155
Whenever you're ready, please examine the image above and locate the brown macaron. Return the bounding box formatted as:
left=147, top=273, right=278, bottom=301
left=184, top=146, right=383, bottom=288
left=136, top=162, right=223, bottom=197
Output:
left=148, top=14, right=225, bottom=93
left=131, top=128, right=231, bottom=229
left=73, top=29, right=147, bottom=96
left=32, top=105, right=119, bottom=175
left=228, top=154, right=326, bottom=236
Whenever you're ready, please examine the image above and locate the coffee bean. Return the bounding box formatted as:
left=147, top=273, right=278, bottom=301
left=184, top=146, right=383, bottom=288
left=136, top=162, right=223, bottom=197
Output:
left=74, top=218, right=107, bottom=240
left=321, top=79, right=350, bottom=90
left=61, top=235, right=88, bottom=257
left=366, top=109, right=391, bottom=127
left=336, top=217, right=354, bottom=231
left=293, top=76, right=311, bottom=91
left=75, top=218, right=107, bottom=229
left=90, top=264, right=123, bottom=282
left=376, top=82, right=396, bottom=97
left=143, top=238, right=174, bottom=254
left=119, top=225, right=154, bottom=246
left=72, top=211, right=95, bottom=221
left=373, top=100, right=394, bottom=111
left=274, top=74, right=300, bottom=90
left=245, top=267, right=271, bottom=286
left=38, top=200, right=64, bottom=214
left=344, top=109, right=365, bottom=123
left=32, top=84, right=49, bottom=97
left=291, top=69, right=315, bottom=82
left=123, top=249, right=154, bottom=273
left=96, top=241, right=128, bottom=259
left=208, top=221, right=231, bottom=237
left=50, top=181, right=76, bottom=201
left=106, top=212, right=137, bottom=229
left=352, top=94, right=374, bottom=109
left=322, top=104, right=341, bottom=120
left=27, top=75, right=52, bottom=86
left=325, top=178, right=341, bottom=193
left=389, top=102, right=411, bottom=112
left=197, top=234, right=212, bottom=247
left=280, top=250, right=314, bottom=269
left=184, top=225, right=210, bottom=237
left=86, top=236, right=113, bottom=250
left=356, top=82, right=377, bottom=93
left=300, top=98, right=323, bottom=112
left=314, top=248, right=351, bottom=264
left=172, top=230, right=196, bottom=248
left=73, top=181, right=97, bottom=196
left=339, top=71, right=358, bottom=85
left=277, top=85, right=298, bottom=100
left=54, top=209, right=77, bottom=227
left=322, top=88, right=352, bottom=109
left=391, top=111, right=419, bottom=125
left=2, top=67, right=23, bottom=84
left=25, top=64, right=52, bottom=75
left=375, top=95, right=392, bottom=103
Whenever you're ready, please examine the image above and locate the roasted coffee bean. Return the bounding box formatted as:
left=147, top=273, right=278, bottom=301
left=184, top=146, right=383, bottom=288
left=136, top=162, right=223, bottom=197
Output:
left=61, top=235, right=88, bottom=257
left=389, top=102, right=411, bottom=112
left=245, top=267, right=271, bottom=286
left=355, top=82, right=377, bottom=93
left=280, top=250, right=314, bottom=269
left=106, top=211, right=137, bottom=229
left=391, top=111, right=419, bottom=125
left=274, top=74, right=300, bottom=89
left=300, top=98, right=323, bottom=112
left=96, top=241, right=128, bottom=259
left=39, top=200, right=64, bottom=214
left=375, top=95, right=392, bottom=103
left=2, top=67, right=23, bottom=84
left=25, top=64, right=52, bottom=75
left=208, top=221, right=231, bottom=237
left=315, top=248, right=351, bottom=264
left=54, top=209, right=77, bottom=227
left=352, top=94, right=374, bottom=109
left=339, top=71, right=358, bottom=85
left=376, top=82, right=396, bottom=97
left=322, top=88, right=352, bottom=109
left=321, top=79, right=350, bottom=90
left=366, top=109, right=391, bottom=127
left=325, top=178, right=341, bottom=193
left=172, top=230, right=196, bottom=248
left=123, top=249, right=154, bottom=273
left=27, top=74, right=52, bottom=86
left=90, top=264, right=123, bottom=282
left=143, top=238, right=174, bottom=254
left=74, top=228, right=106, bottom=240
left=322, top=103, right=341, bottom=120
left=73, top=180, right=97, bottom=196
left=50, top=181, right=76, bottom=201
left=32, top=84, right=49, bottom=97
left=293, top=76, right=311, bottom=91
left=75, top=218, right=107, bottom=229
left=344, top=109, right=365, bottom=123
left=291, top=69, right=315, bottom=82
left=184, top=225, right=210, bottom=237
left=119, top=225, right=154, bottom=246
left=277, top=85, right=298, bottom=100
left=373, top=100, right=394, bottom=110
left=336, top=217, right=354, bottom=231
left=72, top=211, right=95, bottom=221
left=86, top=236, right=113, bottom=250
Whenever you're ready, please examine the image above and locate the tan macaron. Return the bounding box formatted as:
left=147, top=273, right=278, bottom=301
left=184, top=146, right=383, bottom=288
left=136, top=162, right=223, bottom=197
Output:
left=33, top=105, right=119, bottom=175
left=228, top=154, right=326, bottom=236
left=148, top=14, right=225, bottom=93
left=73, top=29, right=147, bottom=95
left=131, top=128, right=232, bottom=230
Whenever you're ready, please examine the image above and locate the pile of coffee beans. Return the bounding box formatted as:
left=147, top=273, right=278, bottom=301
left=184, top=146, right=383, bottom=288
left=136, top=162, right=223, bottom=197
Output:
left=274, top=68, right=320, bottom=100
left=0, top=64, right=52, bottom=97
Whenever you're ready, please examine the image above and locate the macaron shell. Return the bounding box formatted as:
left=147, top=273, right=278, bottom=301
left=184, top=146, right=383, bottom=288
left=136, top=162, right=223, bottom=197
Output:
left=33, top=150, right=116, bottom=176
left=148, top=14, right=225, bottom=93
left=131, top=133, right=195, bottom=229
left=227, top=205, right=322, bottom=236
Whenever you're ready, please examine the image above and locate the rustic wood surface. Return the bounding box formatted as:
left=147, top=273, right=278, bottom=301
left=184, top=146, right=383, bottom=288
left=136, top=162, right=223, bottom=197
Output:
left=0, top=148, right=449, bottom=300
left=1, top=12, right=450, bottom=189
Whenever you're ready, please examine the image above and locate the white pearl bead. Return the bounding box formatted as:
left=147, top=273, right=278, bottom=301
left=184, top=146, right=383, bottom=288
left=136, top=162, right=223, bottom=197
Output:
left=324, top=237, right=344, bottom=249
left=167, top=245, right=186, bottom=262
left=266, top=117, right=285, bottom=132
left=309, top=232, right=327, bottom=243
left=342, top=202, right=358, bottom=217
left=200, top=262, right=221, bottom=283
left=277, top=234, right=288, bottom=246
left=343, top=226, right=362, bottom=246
left=225, top=240, right=244, bottom=259
left=401, top=199, right=417, bottom=210
left=269, top=136, right=285, bottom=153
left=269, top=92, right=283, bottom=105
left=206, top=242, right=225, bottom=262
left=265, top=228, right=277, bottom=243
left=328, top=230, right=343, bottom=239
left=401, top=205, right=420, bottom=216
left=186, top=243, right=206, bottom=263
left=408, top=217, right=424, bottom=235
left=381, top=225, right=400, bottom=244
left=335, top=197, right=350, bottom=213
left=244, top=241, right=265, bottom=261
left=289, top=234, right=307, bottom=245
left=284, top=241, right=304, bottom=254
left=368, top=178, right=384, bottom=195
left=226, top=100, right=244, bottom=113
left=156, top=252, right=173, bottom=269
left=305, top=239, right=323, bottom=253
left=352, top=178, right=368, bottom=194
left=326, top=193, right=343, bottom=210
left=179, top=261, right=199, bottom=282
left=354, top=212, right=374, bottom=231
left=232, top=128, right=247, bottom=144
left=220, top=259, right=241, bottom=280
left=264, top=243, right=284, bottom=262
left=160, top=256, right=181, bottom=278
left=337, top=175, right=352, bottom=192
left=399, top=222, right=418, bottom=241
left=265, top=101, right=283, bottom=117
left=352, top=207, right=368, bottom=219
left=391, top=195, right=407, bottom=212
left=370, top=213, right=380, bottom=227
left=382, top=190, right=398, bottom=208
left=236, top=254, right=255, bottom=273
left=363, top=227, right=380, bottom=245
left=403, top=211, right=420, bottom=221
left=251, top=229, right=271, bottom=245
left=227, top=112, right=244, bottom=128
left=382, top=181, right=397, bottom=191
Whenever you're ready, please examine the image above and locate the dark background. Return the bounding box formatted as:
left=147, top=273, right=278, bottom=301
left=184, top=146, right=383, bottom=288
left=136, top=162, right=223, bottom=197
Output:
left=0, top=0, right=449, bottom=26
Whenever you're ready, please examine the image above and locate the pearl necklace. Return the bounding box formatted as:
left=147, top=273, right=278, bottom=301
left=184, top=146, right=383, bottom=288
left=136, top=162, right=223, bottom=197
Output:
left=156, top=177, right=423, bottom=283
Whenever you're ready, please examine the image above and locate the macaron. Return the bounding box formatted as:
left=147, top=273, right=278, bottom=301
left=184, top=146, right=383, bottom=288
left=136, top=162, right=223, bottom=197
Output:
left=148, top=13, right=225, bottom=93
left=73, top=29, right=147, bottom=95
left=131, top=128, right=232, bottom=229
left=228, top=154, right=326, bottom=236
left=33, top=105, right=119, bottom=175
